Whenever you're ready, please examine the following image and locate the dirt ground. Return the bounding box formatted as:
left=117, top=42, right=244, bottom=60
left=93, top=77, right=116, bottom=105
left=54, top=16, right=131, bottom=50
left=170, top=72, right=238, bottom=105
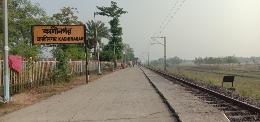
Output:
left=0, top=70, right=114, bottom=116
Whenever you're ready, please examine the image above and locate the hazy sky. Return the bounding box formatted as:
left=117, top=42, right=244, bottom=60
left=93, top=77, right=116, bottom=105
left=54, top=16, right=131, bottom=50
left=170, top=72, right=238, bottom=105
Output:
left=32, top=0, right=260, bottom=60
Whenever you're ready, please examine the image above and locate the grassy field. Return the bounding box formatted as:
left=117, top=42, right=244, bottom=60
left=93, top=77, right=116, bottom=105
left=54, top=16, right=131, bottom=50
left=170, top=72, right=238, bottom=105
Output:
left=154, top=63, right=260, bottom=100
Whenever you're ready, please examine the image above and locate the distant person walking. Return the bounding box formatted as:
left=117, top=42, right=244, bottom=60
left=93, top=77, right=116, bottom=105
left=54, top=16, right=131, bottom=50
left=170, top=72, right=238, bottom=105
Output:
left=138, top=60, right=141, bottom=67
left=128, top=61, right=132, bottom=68
left=121, top=62, right=125, bottom=69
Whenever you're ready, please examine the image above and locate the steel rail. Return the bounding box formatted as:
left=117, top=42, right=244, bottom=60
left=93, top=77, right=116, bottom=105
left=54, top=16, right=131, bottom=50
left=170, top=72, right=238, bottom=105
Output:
left=148, top=67, right=260, bottom=115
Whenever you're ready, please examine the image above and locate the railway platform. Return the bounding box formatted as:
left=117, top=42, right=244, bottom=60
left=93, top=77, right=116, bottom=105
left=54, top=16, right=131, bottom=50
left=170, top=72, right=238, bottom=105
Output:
left=0, top=67, right=229, bottom=122
left=141, top=67, right=229, bottom=122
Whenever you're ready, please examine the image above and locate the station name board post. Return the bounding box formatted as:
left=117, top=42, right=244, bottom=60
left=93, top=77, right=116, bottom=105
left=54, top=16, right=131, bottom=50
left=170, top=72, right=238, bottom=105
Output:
left=31, top=25, right=89, bottom=84
left=31, top=25, right=86, bottom=44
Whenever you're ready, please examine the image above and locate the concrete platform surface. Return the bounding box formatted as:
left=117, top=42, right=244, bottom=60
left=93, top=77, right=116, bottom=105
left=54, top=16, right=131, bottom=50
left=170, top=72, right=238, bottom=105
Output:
left=0, top=67, right=176, bottom=122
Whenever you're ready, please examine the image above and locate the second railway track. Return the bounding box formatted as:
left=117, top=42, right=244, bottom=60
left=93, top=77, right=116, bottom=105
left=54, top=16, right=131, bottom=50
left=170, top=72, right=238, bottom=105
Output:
left=145, top=67, right=260, bottom=122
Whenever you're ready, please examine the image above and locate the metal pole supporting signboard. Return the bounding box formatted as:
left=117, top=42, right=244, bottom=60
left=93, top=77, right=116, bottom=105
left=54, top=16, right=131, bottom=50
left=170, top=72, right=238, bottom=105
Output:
left=85, top=44, right=89, bottom=84
left=31, top=25, right=87, bottom=84
left=83, top=24, right=89, bottom=84
left=3, top=0, right=11, bottom=101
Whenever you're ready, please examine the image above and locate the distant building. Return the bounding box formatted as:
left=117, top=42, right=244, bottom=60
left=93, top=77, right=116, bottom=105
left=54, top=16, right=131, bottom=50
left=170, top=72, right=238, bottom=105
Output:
left=133, top=57, right=139, bottom=61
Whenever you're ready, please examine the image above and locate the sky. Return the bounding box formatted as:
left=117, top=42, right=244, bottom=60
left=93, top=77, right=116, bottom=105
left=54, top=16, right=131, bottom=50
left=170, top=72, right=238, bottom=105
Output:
left=32, top=0, right=260, bottom=61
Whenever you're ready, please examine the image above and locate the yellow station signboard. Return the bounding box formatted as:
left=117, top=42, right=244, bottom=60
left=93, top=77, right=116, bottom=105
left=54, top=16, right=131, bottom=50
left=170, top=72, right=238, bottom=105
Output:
left=32, top=25, right=86, bottom=44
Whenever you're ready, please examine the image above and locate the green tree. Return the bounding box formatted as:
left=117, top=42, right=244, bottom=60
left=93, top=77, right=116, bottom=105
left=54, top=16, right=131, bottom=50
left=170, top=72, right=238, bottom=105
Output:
left=50, top=7, right=85, bottom=82
left=207, top=57, right=214, bottom=65
left=194, top=57, right=203, bottom=65
left=52, top=7, right=83, bottom=25
left=85, top=20, right=110, bottom=58
left=99, top=50, right=114, bottom=61
left=225, top=56, right=238, bottom=65
left=150, top=60, right=159, bottom=66
left=251, top=57, right=256, bottom=64
left=0, top=0, right=51, bottom=57
left=167, top=56, right=182, bottom=65
left=96, top=1, right=127, bottom=68
left=215, top=57, right=224, bottom=65
left=51, top=7, right=85, bottom=59
left=122, top=43, right=134, bottom=63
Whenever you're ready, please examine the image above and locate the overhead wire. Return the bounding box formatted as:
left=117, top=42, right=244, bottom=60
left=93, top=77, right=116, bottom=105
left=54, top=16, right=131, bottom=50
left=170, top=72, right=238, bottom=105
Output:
left=155, top=0, right=186, bottom=37
left=145, top=0, right=179, bottom=52
left=141, top=0, right=186, bottom=58
left=151, top=1, right=179, bottom=38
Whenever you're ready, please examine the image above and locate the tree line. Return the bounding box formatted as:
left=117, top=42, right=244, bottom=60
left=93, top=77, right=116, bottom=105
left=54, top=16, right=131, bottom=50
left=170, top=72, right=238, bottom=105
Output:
left=148, top=55, right=260, bottom=67
left=150, top=56, right=183, bottom=66
left=194, top=56, right=238, bottom=65
left=0, top=0, right=134, bottom=62
left=0, top=0, right=133, bottom=82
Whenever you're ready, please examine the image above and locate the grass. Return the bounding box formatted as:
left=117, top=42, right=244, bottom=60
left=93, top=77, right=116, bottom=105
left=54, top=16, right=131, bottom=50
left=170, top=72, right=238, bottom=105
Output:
left=44, top=93, right=56, bottom=99
left=156, top=64, right=260, bottom=100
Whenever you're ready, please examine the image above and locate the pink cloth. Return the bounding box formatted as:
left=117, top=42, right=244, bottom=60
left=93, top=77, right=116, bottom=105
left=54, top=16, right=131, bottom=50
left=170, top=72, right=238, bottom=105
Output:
left=8, top=55, right=22, bottom=73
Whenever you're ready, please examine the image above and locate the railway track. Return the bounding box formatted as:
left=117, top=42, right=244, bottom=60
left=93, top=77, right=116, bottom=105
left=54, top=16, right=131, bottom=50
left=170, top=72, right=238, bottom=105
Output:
left=146, top=67, right=260, bottom=122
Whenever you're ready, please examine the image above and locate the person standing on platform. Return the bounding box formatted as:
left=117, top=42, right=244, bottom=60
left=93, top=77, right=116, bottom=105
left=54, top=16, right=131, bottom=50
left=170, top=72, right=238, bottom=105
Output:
left=128, top=60, right=132, bottom=68
left=138, top=60, right=141, bottom=67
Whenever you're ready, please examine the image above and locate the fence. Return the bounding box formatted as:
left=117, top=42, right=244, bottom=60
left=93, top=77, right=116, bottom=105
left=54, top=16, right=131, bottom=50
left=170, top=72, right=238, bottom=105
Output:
left=0, top=57, right=114, bottom=96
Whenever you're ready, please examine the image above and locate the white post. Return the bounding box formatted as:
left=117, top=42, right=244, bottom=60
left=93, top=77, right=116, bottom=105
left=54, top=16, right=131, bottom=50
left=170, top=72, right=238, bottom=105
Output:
left=95, top=12, right=102, bottom=75
left=3, top=0, right=10, bottom=101
left=164, top=36, right=166, bottom=71
left=80, top=59, right=83, bottom=75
